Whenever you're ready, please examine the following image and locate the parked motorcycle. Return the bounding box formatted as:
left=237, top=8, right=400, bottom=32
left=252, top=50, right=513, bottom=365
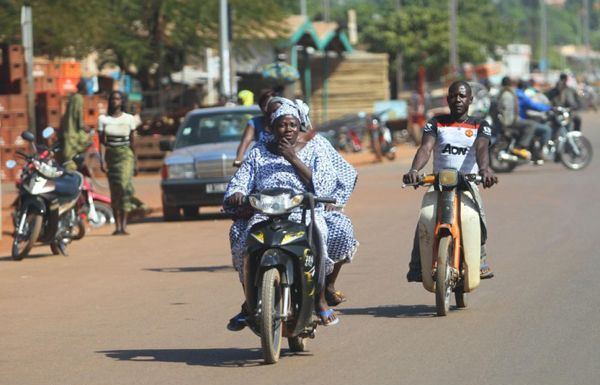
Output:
left=239, top=188, right=335, bottom=364
left=490, top=107, right=593, bottom=172
left=404, top=170, right=485, bottom=316
left=70, top=152, right=114, bottom=240
left=6, top=128, right=83, bottom=259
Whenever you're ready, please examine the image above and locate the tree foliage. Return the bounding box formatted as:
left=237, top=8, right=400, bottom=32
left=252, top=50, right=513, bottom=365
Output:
left=361, top=0, right=515, bottom=83
left=0, top=0, right=287, bottom=90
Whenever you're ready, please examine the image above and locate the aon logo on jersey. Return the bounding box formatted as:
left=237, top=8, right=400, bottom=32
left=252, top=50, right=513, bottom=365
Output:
left=441, top=144, right=469, bottom=155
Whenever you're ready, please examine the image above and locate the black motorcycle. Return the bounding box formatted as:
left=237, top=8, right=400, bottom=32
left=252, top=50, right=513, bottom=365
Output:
left=490, top=107, right=593, bottom=172
left=6, top=128, right=83, bottom=259
left=239, top=188, right=334, bottom=364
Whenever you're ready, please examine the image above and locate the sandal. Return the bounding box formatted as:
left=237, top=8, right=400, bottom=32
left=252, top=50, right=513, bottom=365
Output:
left=480, top=266, right=494, bottom=280
left=318, top=309, right=339, bottom=326
left=325, top=290, right=347, bottom=307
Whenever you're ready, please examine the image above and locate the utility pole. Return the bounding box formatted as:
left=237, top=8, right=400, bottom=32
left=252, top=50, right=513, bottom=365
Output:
left=301, top=0, right=307, bottom=17
left=449, top=0, right=459, bottom=78
left=219, top=0, right=231, bottom=100
left=323, top=0, right=330, bottom=22
left=395, top=0, right=404, bottom=97
left=21, top=6, right=35, bottom=136
left=539, top=0, right=548, bottom=81
left=583, top=0, right=591, bottom=75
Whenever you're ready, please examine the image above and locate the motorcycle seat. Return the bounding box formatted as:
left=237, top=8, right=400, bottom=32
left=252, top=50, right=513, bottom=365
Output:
left=53, top=172, right=83, bottom=201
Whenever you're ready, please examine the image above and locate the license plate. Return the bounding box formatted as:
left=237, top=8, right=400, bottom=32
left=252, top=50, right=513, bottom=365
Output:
left=206, top=183, right=228, bottom=193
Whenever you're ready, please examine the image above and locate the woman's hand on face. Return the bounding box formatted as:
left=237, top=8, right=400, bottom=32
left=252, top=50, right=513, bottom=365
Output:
left=226, top=192, right=245, bottom=207
left=278, top=137, right=296, bottom=162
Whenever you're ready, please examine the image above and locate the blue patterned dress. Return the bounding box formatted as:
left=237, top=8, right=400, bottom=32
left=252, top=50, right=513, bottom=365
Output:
left=225, top=139, right=337, bottom=281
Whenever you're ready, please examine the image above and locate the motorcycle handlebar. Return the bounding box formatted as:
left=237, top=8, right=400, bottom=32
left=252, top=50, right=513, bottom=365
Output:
left=402, top=173, right=482, bottom=188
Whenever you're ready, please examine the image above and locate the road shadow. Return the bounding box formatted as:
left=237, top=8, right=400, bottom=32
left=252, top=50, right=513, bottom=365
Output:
left=145, top=265, right=234, bottom=273
left=0, top=252, right=57, bottom=262
left=99, top=347, right=311, bottom=367
left=129, top=212, right=230, bottom=225
left=337, top=304, right=437, bottom=318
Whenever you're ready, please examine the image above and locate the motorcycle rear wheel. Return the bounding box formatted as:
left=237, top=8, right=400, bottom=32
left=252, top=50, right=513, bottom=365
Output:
left=435, top=235, right=453, bottom=316
left=260, top=268, right=283, bottom=364
left=454, top=283, right=467, bottom=309
left=288, top=336, right=307, bottom=352
left=71, top=218, right=86, bottom=240
left=560, top=135, right=593, bottom=170
left=12, top=213, right=42, bottom=261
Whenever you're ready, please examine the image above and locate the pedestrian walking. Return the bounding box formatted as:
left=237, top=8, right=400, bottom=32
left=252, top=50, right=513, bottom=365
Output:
left=98, top=91, right=138, bottom=235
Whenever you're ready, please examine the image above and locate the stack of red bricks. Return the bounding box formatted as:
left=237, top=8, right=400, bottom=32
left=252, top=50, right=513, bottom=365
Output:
left=0, top=44, right=29, bottom=181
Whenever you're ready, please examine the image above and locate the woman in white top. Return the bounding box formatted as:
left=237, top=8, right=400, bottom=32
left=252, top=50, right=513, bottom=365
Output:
left=98, top=91, right=137, bottom=235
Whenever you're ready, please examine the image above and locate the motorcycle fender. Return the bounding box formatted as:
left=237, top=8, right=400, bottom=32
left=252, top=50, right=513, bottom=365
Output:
left=417, top=187, right=437, bottom=292
left=459, top=191, right=481, bottom=292
left=19, top=196, right=46, bottom=215
left=257, top=249, right=295, bottom=286
left=90, top=192, right=111, bottom=204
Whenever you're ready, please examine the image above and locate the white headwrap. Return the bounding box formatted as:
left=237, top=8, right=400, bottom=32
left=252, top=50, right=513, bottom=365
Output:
left=270, top=102, right=300, bottom=125
left=268, top=97, right=311, bottom=131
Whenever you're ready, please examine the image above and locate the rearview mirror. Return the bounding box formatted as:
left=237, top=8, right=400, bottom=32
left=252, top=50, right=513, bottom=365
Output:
left=21, top=131, right=35, bottom=142
left=42, top=127, right=55, bottom=139
left=159, top=139, right=175, bottom=152
left=5, top=160, right=17, bottom=169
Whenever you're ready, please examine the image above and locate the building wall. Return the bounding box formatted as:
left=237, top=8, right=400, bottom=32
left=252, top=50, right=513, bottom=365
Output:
left=301, top=51, right=389, bottom=125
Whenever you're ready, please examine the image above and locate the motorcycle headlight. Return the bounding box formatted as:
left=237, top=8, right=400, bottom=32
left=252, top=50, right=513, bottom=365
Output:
left=168, top=163, right=195, bottom=179
left=249, top=193, right=304, bottom=215
left=438, top=169, right=458, bottom=187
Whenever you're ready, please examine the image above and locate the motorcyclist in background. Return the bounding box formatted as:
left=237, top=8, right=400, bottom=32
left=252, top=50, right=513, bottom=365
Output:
left=496, top=77, right=535, bottom=160
left=515, top=80, right=552, bottom=164
left=547, top=73, right=582, bottom=131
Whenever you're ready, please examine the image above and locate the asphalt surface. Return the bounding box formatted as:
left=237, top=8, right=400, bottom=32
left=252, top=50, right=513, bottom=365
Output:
left=1, top=113, right=599, bottom=385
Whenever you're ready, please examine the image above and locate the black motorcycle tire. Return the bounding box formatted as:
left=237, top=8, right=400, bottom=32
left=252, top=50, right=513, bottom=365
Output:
left=260, top=267, right=283, bottom=364
left=12, top=213, right=43, bottom=261
left=454, top=282, right=467, bottom=309
left=288, top=336, right=307, bottom=352
left=559, top=135, right=593, bottom=170
left=71, top=218, right=86, bottom=241
left=489, top=141, right=517, bottom=173
left=435, top=235, right=453, bottom=317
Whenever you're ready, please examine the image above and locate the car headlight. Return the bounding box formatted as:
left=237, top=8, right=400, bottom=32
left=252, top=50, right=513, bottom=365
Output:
left=168, top=163, right=195, bottom=179
left=249, top=193, right=304, bottom=215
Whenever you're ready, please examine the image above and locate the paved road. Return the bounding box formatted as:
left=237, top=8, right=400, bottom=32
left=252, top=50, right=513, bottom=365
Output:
left=1, top=114, right=599, bottom=385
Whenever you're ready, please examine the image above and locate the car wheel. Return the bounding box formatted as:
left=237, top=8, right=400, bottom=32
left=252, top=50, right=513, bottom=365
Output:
left=162, top=194, right=180, bottom=221
left=183, top=206, right=199, bottom=219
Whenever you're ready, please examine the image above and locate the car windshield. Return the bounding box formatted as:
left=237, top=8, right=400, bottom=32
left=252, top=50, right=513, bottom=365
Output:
left=174, top=111, right=256, bottom=149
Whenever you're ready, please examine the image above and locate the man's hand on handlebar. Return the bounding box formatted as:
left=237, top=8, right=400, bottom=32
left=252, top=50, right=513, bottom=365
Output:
left=478, top=167, right=498, bottom=189
left=403, top=169, right=420, bottom=187
left=226, top=192, right=245, bottom=207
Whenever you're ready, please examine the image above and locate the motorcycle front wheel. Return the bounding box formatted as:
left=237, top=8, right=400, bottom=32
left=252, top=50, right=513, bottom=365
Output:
left=88, top=202, right=115, bottom=228
left=560, top=135, right=593, bottom=170
left=12, top=212, right=43, bottom=261
left=435, top=235, right=453, bottom=316
left=260, top=268, right=283, bottom=364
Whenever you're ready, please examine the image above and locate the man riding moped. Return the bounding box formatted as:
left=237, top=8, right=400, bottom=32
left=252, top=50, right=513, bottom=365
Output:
left=404, top=81, right=498, bottom=282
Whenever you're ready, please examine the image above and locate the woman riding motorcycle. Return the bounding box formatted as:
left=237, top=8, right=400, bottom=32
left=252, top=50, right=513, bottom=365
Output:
left=225, top=102, right=349, bottom=329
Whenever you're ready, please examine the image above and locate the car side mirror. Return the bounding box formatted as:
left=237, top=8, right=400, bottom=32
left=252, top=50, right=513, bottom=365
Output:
left=159, top=139, right=175, bottom=152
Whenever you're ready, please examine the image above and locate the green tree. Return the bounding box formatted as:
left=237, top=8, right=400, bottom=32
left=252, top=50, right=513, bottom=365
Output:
left=361, top=0, right=515, bottom=84
left=0, top=0, right=288, bottom=91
